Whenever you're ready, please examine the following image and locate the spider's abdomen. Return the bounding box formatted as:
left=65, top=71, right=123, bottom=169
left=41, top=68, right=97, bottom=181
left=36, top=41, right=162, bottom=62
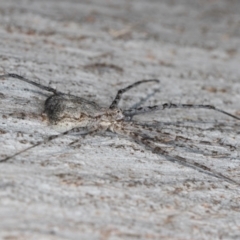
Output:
left=44, top=94, right=103, bottom=126
left=44, top=95, right=66, bottom=123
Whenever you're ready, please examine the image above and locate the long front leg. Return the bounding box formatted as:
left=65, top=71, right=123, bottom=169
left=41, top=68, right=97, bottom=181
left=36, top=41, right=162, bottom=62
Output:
left=127, top=130, right=239, bottom=185
left=123, top=103, right=240, bottom=120
left=109, top=79, right=159, bottom=109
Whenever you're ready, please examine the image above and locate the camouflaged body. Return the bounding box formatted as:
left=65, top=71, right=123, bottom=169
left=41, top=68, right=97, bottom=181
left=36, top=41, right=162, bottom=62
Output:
left=44, top=94, right=105, bottom=125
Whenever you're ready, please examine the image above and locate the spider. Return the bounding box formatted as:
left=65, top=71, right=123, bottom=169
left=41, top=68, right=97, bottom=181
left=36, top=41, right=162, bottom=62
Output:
left=0, top=73, right=240, bottom=185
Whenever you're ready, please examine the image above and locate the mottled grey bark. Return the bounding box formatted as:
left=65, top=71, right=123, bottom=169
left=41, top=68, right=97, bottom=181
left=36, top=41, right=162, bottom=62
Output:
left=1, top=0, right=240, bottom=239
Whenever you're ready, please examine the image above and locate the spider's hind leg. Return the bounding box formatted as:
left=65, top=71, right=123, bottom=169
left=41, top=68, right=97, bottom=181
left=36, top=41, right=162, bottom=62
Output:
left=0, top=73, right=61, bottom=95
left=0, top=126, right=94, bottom=163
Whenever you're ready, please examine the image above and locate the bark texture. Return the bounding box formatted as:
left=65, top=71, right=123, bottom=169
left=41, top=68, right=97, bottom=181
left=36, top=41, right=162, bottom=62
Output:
left=0, top=0, right=240, bottom=239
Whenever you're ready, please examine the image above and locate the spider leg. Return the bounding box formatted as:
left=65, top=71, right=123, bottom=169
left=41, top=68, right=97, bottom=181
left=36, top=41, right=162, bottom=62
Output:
left=123, top=103, right=240, bottom=121
left=117, top=122, right=235, bottom=157
left=109, top=79, right=159, bottom=109
left=128, top=130, right=239, bottom=185
left=0, top=73, right=62, bottom=95
left=0, top=126, right=95, bottom=163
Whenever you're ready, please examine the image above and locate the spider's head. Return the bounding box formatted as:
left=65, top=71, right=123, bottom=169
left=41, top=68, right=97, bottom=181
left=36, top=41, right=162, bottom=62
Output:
left=102, top=108, right=124, bottom=123
left=111, top=108, right=124, bottom=121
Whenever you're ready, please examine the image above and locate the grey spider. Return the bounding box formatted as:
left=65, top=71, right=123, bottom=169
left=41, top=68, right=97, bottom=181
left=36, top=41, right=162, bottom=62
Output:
left=1, top=73, right=240, bottom=185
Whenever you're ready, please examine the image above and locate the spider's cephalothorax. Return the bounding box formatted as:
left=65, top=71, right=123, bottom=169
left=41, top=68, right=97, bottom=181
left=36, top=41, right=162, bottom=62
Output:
left=97, top=108, right=124, bottom=127
left=1, top=73, right=240, bottom=185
